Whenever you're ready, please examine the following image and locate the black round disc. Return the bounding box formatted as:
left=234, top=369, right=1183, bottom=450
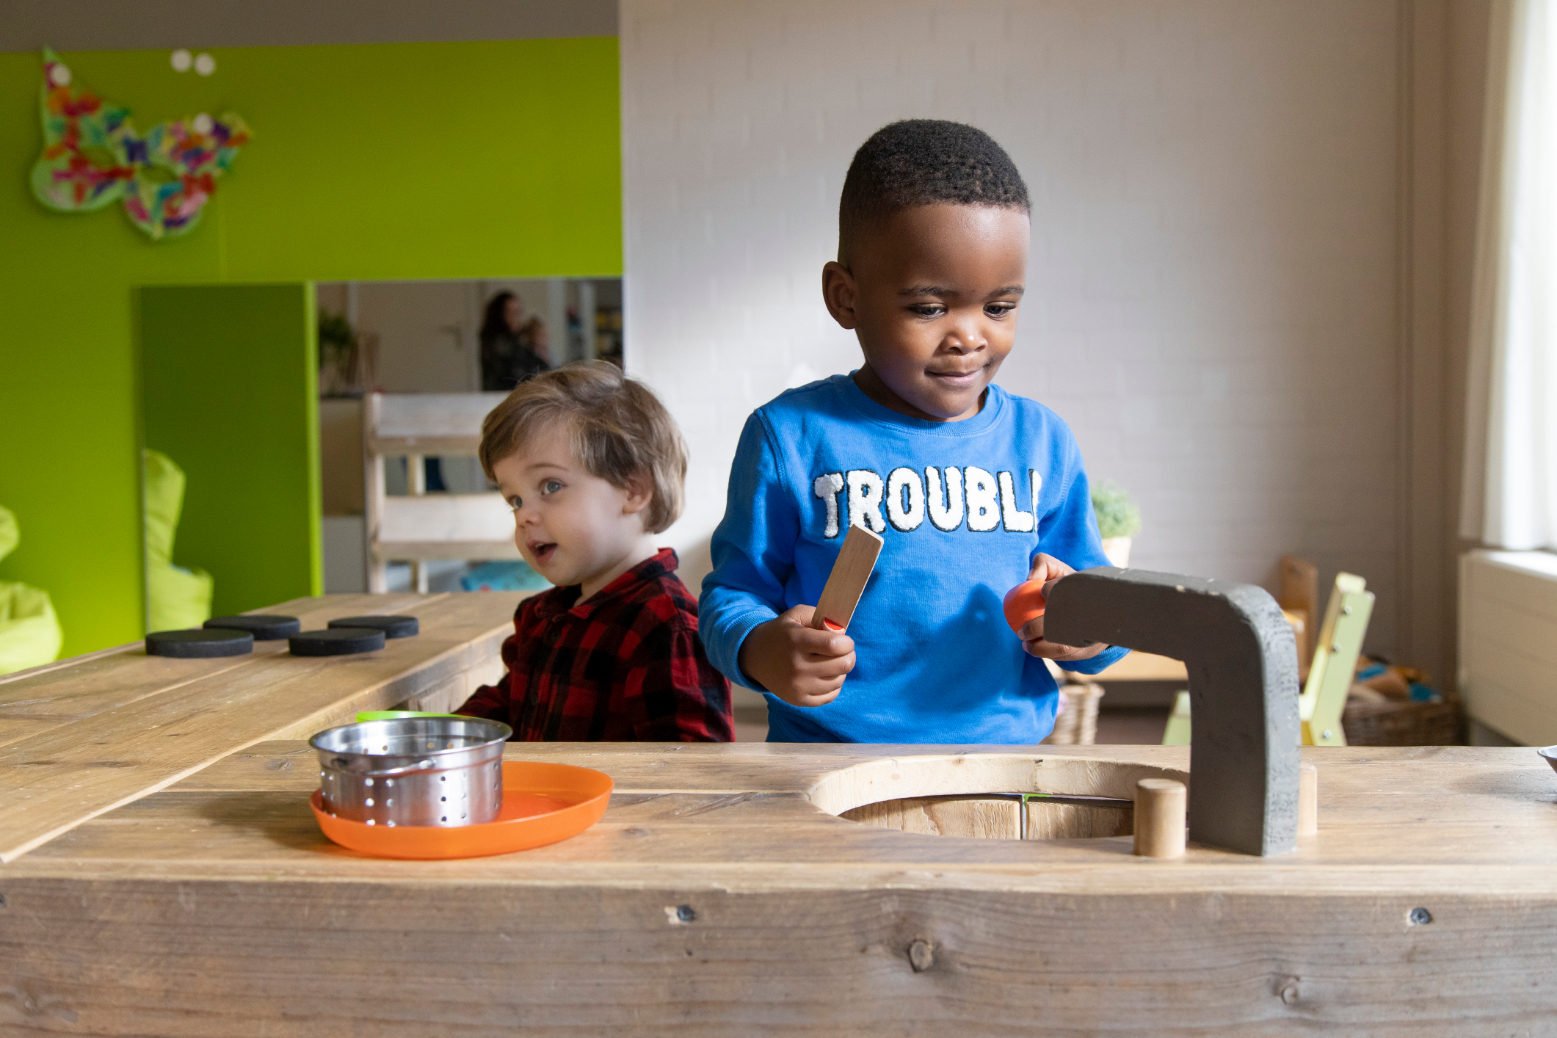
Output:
left=289, top=627, right=386, bottom=657
left=147, top=628, right=254, bottom=658
left=204, top=614, right=301, bottom=641
left=328, top=615, right=419, bottom=639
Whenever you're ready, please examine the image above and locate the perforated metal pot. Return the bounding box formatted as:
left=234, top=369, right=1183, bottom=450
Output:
left=309, top=716, right=511, bottom=828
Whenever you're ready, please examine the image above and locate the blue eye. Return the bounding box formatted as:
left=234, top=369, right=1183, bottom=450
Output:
left=542, top=480, right=563, bottom=495
left=508, top=496, right=522, bottom=512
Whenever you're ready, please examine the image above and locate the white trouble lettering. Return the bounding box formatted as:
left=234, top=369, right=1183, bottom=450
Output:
left=885, top=467, right=925, bottom=531
left=813, top=472, right=845, bottom=538
left=925, top=466, right=965, bottom=531
left=964, top=467, right=1000, bottom=532
left=845, top=470, right=886, bottom=534
left=998, top=469, right=1036, bottom=532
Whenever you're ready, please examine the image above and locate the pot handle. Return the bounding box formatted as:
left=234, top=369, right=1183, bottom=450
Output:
left=330, top=756, right=437, bottom=777
left=355, top=710, right=462, bottom=723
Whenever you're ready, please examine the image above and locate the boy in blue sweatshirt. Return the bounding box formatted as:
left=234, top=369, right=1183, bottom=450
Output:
left=700, top=119, right=1127, bottom=743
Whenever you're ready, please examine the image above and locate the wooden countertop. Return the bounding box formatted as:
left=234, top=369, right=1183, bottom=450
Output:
left=0, top=591, right=523, bottom=862
left=4, top=594, right=1556, bottom=1033
left=5, top=740, right=1554, bottom=890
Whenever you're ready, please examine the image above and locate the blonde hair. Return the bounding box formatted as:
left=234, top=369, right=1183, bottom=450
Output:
left=479, top=362, right=686, bottom=534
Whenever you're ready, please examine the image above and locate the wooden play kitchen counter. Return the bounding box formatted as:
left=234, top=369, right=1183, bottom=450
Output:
left=2, top=593, right=1556, bottom=1034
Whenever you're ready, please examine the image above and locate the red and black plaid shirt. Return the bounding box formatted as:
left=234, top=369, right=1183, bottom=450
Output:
left=456, top=549, right=733, bottom=741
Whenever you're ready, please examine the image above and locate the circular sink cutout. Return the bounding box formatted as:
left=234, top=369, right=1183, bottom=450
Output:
left=809, top=754, right=1186, bottom=841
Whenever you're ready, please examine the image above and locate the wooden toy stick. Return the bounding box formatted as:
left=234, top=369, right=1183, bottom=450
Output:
left=1298, top=764, right=1319, bottom=836
left=811, top=524, right=884, bottom=632
left=1133, top=778, right=1187, bottom=859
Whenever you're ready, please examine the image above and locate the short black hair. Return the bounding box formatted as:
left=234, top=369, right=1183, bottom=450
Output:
left=838, top=119, right=1029, bottom=261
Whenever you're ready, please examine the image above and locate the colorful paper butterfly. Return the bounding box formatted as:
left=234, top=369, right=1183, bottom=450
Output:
left=30, top=48, right=251, bottom=240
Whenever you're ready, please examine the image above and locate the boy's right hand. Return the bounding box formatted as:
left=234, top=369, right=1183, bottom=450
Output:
left=738, top=605, right=856, bottom=708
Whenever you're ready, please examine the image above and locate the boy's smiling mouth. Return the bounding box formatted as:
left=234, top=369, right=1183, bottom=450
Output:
left=527, top=540, right=559, bottom=565
left=926, top=364, right=987, bottom=387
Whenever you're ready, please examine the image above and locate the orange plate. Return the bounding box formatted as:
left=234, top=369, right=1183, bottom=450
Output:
left=310, top=760, right=613, bottom=860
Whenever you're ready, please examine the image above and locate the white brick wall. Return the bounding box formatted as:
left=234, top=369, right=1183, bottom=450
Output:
left=622, top=0, right=1403, bottom=654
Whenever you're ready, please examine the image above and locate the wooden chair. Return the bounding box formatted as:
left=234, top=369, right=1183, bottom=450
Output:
left=1163, top=570, right=1374, bottom=747
left=364, top=392, right=518, bottom=593
left=1278, top=554, right=1320, bottom=672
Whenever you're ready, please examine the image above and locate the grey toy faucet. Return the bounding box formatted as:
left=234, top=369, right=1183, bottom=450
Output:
left=1045, top=567, right=1302, bottom=856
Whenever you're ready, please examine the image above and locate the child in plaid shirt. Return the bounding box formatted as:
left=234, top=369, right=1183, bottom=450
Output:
left=455, top=363, right=732, bottom=741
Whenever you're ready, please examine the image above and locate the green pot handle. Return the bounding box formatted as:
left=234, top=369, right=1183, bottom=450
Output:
left=354, top=710, right=464, bottom=723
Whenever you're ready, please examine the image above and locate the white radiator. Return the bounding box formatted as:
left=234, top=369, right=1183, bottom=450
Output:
left=1459, top=549, right=1557, bottom=745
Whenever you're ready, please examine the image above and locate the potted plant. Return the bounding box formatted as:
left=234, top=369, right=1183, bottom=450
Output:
left=318, top=311, right=376, bottom=397
left=1091, top=481, right=1141, bottom=568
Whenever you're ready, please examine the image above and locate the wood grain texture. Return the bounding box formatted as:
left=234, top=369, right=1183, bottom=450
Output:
left=0, top=594, right=433, bottom=750
left=8, top=877, right=1557, bottom=1036
left=3, top=737, right=1557, bottom=1038
left=843, top=795, right=1020, bottom=839
left=1027, top=799, right=1133, bottom=840
left=5, top=744, right=1557, bottom=1032
left=5, top=594, right=1557, bottom=1034
left=0, top=592, right=522, bottom=863
left=811, top=524, right=883, bottom=631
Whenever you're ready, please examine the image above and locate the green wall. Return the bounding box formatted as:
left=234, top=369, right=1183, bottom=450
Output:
left=140, top=284, right=322, bottom=616
left=0, top=39, right=621, bottom=656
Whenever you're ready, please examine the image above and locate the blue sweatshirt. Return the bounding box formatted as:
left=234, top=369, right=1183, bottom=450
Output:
left=699, top=374, right=1128, bottom=744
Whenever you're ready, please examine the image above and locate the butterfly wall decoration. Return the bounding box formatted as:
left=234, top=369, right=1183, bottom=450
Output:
left=30, top=48, right=251, bottom=240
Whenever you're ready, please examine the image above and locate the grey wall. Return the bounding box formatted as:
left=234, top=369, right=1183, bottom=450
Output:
left=620, top=0, right=1494, bottom=685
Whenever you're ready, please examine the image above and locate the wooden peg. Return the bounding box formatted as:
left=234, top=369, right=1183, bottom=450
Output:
left=1298, top=764, right=1318, bottom=836
left=1133, top=778, right=1187, bottom=859
left=811, top=524, right=884, bottom=632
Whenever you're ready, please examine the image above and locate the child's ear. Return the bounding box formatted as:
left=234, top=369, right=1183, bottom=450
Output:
left=621, top=473, right=654, bottom=517
left=821, top=261, right=858, bottom=330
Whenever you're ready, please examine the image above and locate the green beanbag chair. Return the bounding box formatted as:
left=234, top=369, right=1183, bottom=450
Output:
left=144, top=449, right=214, bottom=632
left=0, top=505, right=64, bottom=674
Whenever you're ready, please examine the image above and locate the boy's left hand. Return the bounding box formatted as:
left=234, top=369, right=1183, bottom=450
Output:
left=1017, top=553, right=1109, bottom=662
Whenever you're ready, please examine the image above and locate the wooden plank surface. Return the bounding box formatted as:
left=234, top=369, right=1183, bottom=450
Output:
left=0, top=593, right=431, bottom=750
left=6, top=588, right=1557, bottom=1035
left=0, top=592, right=521, bottom=863
left=4, top=875, right=1555, bottom=1036
left=6, top=742, right=1556, bottom=885
left=3, top=745, right=1557, bottom=1035
left=843, top=794, right=1020, bottom=839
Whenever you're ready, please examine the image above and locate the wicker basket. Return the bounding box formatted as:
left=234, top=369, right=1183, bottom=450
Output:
left=1043, top=682, right=1104, bottom=745
left=1341, top=690, right=1464, bottom=746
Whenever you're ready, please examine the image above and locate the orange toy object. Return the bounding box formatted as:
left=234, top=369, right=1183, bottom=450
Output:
left=311, top=760, right=612, bottom=860
left=1003, top=579, right=1047, bottom=633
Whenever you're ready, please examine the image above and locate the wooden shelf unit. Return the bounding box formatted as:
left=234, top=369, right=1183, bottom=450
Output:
left=364, top=392, right=518, bottom=592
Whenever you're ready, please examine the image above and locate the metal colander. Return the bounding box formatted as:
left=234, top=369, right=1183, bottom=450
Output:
left=309, top=716, right=511, bottom=828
